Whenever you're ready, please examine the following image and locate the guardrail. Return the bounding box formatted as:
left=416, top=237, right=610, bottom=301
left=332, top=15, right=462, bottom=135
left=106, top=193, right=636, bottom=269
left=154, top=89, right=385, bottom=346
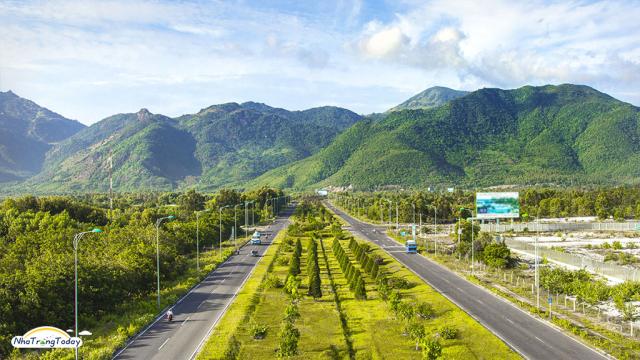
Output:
left=482, top=222, right=640, bottom=233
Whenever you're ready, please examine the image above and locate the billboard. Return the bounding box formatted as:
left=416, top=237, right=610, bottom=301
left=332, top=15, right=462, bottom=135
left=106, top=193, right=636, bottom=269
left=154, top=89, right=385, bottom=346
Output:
left=476, top=192, right=520, bottom=219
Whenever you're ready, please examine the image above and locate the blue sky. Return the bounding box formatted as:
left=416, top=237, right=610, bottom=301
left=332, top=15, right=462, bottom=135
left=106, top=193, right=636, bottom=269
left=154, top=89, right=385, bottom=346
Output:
left=1, top=0, right=639, bottom=124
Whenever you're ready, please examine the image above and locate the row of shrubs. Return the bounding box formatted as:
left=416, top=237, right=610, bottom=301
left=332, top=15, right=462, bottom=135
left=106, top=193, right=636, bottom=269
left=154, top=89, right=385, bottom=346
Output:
left=332, top=238, right=367, bottom=299
left=306, top=238, right=323, bottom=299
left=349, top=237, right=381, bottom=279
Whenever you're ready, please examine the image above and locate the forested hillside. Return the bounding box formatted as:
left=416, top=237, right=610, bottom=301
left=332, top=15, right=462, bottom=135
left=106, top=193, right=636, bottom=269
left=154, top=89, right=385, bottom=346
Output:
left=0, top=91, right=85, bottom=181
left=18, top=103, right=361, bottom=192
left=253, top=84, right=640, bottom=190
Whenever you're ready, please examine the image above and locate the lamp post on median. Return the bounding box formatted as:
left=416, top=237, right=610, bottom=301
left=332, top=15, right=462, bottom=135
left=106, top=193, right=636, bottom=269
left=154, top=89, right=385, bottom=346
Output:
left=218, top=205, right=231, bottom=261
left=73, top=228, right=102, bottom=360
left=156, top=215, right=175, bottom=310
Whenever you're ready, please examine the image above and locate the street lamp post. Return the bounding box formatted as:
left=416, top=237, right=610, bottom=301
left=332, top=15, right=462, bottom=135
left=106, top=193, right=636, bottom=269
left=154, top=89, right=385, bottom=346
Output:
left=155, top=215, right=175, bottom=310
left=196, top=209, right=214, bottom=272
left=412, top=203, right=415, bottom=226
left=383, top=199, right=392, bottom=229
left=234, top=203, right=245, bottom=253
left=459, top=207, right=473, bottom=266
left=427, top=205, right=437, bottom=254
left=396, top=202, right=399, bottom=235
left=219, top=205, right=231, bottom=261
left=73, top=228, right=102, bottom=360
left=531, top=215, right=541, bottom=309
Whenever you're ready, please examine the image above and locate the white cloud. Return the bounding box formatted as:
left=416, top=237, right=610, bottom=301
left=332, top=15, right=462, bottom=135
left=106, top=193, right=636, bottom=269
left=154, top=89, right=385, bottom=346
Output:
left=353, top=0, right=640, bottom=99
left=360, top=25, right=407, bottom=58
left=0, top=0, right=639, bottom=124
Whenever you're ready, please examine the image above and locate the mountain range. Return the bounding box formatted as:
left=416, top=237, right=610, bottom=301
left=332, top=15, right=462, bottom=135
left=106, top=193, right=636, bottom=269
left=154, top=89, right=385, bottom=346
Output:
left=2, top=84, right=639, bottom=193
left=17, top=99, right=360, bottom=192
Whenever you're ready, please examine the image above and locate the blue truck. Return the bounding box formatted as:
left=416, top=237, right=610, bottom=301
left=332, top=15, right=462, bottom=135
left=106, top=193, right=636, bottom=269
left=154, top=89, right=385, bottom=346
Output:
left=250, top=231, right=262, bottom=245
left=405, top=240, right=417, bottom=253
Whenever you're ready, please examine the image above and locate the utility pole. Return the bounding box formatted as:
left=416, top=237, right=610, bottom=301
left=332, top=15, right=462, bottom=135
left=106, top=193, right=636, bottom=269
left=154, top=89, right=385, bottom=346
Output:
left=396, top=202, right=399, bottom=235
left=536, top=216, right=540, bottom=309
left=108, top=151, right=113, bottom=212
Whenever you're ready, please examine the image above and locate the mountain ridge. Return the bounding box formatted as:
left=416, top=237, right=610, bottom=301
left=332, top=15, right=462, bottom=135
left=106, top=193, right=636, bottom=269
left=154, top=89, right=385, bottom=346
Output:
left=250, top=84, right=640, bottom=190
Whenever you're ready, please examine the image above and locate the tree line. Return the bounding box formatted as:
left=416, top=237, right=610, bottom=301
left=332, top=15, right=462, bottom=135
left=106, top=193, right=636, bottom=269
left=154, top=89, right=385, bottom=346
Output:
left=0, top=186, right=285, bottom=357
left=333, top=186, right=640, bottom=224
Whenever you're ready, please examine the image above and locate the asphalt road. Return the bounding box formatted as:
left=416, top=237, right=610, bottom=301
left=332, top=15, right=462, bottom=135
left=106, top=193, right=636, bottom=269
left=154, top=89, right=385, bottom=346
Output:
left=112, top=206, right=294, bottom=360
left=327, top=202, right=609, bottom=360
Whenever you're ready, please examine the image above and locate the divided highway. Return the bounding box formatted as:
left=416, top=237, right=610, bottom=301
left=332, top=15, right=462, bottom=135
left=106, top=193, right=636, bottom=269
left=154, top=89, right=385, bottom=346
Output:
left=113, top=206, right=293, bottom=360
left=326, top=202, right=609, bottom=360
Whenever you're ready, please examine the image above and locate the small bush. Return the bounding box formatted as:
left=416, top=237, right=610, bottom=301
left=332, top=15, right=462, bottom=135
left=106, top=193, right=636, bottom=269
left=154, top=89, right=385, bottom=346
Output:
left=387, top=276, right=413, bottom=289
left=440, top=326, right=458, bottom=340
left=421, top=337, right=442, bottom=360
left=415, top=302, right=434, bottom=319
left=265, top=274, right=284, bottom=289
left=276, top=256, right=290, bottom=266
left=396, top=301, right=415, bottom=321
left=249, top=320, right=268, bottom=339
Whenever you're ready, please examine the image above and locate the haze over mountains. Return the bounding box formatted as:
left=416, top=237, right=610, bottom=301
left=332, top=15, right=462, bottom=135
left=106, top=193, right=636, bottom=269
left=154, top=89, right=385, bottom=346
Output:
left=1, top=84, right=639, bottom=193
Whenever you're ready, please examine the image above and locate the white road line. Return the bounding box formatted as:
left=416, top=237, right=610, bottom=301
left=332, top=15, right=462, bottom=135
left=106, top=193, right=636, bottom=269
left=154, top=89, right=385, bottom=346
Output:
left=506, top=318, right=515, bottom=325
left=535, top=336, right=544, bottom=343
left=181, top=316, right=191, bottom=327
left=158, top=338, right=170, bottom=350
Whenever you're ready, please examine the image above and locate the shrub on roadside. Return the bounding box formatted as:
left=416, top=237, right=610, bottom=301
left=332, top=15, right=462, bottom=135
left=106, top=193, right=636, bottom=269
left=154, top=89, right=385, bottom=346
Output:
left=265, top=274, right=283, bottom=289
left=249, top=319, right=268, bottom=339
left=439, top=326, right=458, bottom=340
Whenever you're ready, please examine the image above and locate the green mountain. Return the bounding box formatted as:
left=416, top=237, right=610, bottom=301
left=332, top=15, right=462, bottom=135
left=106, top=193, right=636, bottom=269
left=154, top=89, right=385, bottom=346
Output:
left=0, top=91, right=85, bottom=182
left=23, top=103, right=361, bottom=192
left=388, top=86, right=468, bottom=112
left=251, top=84, right=640, bottom=190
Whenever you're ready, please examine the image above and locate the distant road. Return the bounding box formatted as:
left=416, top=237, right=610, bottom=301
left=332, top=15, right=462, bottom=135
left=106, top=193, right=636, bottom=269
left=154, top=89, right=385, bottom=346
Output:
left=326, top=202, right=608, bottom=360
left=113, top=206, right=293, bottom=360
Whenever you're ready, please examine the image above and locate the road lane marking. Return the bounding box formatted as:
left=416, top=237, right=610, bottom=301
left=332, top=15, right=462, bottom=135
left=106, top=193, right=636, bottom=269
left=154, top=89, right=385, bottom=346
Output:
left=506, top=318, right=515, bottom=325
left=535, top=336, right=544, bottom=343
left=158, top=338, right=170, bottom=350
left=181, top=316, right=191, bottom=327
